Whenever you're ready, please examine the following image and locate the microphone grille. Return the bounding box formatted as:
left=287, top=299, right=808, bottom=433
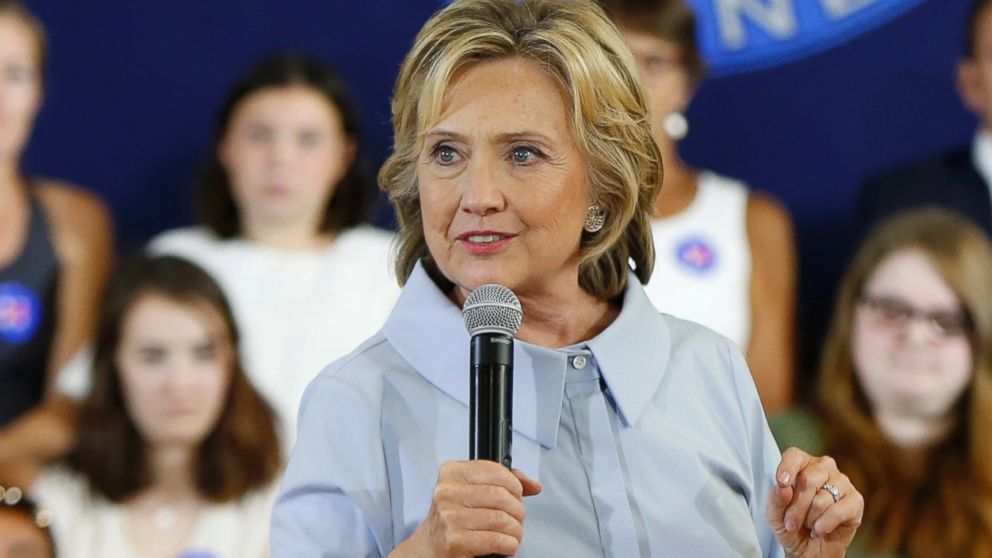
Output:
left=462, top=284, right=523, bottom=337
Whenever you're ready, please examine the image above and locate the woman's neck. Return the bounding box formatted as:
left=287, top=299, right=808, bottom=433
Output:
left=241, top=218, right=334, bottom=252
left=142, top=444, right=198, bottom=498
left=653, top=137, right=698, bottom=218
left=0, top=162, right=23, bottom=200
left=874, top=409, right=955, bottom=450
left=514, top=287, right=620, bottom=349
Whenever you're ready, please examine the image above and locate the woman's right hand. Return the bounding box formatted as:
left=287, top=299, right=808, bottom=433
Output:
left=390, top=460, right=542, bottom=558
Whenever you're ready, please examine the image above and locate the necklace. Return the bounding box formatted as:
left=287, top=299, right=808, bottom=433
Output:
left=152, top=505, right=179, bottom=530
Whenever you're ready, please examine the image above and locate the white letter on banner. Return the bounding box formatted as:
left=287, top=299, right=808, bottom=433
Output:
left=820, top=0, right=879, bottom=20
left=715, top=0, right=797, bottom=49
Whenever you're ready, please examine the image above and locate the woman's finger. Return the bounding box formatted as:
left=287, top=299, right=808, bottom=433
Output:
left=783, top=457, right=833, bottom=532
left=811, top=489, right=865, bottom=539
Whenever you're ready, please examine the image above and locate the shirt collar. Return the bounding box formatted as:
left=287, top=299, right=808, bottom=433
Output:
left=972, top=129, right=992, bottom=191
left=382, top=262, right=672, bottom=448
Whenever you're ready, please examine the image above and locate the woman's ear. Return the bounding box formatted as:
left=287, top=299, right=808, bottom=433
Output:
left=957, top=58, right=989, bottom=118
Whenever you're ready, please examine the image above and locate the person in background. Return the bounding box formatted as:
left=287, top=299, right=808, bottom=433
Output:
left=272, top=1, right=863, bottom=556
left=29, top=255, right=281, bottom=558
left=0, top=0, right=113, bottom=469
left=602, top=0, right=797, bottom=414
left=771, top=208, right=992, bottom=557
left=144, top=53, right=401, bottom=448
left=0, top=486, right=55, bottom=558
left=857, top=0, right=992, bottom=239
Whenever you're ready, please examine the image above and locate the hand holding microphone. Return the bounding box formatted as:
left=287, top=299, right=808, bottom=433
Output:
left=389, top=285, right=541, bottom=558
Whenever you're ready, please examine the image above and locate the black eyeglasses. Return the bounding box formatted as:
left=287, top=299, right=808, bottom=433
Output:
left=858, top=293, right=972, bottom=338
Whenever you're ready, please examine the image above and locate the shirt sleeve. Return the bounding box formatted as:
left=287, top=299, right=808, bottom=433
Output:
left=726, top=344, right=786, bottom=558
left=270, top=368, right=393, bottom=557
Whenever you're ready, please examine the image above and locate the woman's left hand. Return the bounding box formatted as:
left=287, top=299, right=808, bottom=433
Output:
left=767, top=447, right=864, bottom=557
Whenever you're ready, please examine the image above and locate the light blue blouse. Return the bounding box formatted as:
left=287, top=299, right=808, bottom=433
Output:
left=271, top=263, right=785, bottom=557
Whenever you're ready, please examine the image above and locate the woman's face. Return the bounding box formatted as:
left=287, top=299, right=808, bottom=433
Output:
left=219, top=84, right=355, bottom=234
left=0, top=14, right=42, bottom=165
left=618, top=28, right=691, bottom=141
left=417, top=57, right=591, bottom=304
left=852, top=249, right=973, bottom=421
left=115, top=293, right=233, bottom=449
left=0, top=509, right=50, bottom=558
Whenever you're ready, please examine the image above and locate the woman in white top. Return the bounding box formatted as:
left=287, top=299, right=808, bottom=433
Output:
left=31, top=255, right=282, bottom=558
left=604, top=0, right=797, bottom=414
left=149, top=54, right=401, bottom=447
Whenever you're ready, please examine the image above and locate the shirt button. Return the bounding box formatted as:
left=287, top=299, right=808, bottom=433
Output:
left=572, top=355, right=588, bottom=369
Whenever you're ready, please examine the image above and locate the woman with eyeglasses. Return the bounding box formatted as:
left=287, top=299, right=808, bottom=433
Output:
left=771, top=208, right=992, bottom=557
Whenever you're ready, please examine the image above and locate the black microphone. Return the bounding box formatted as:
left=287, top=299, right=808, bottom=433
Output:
left=462, top=284, right=522, bottom=470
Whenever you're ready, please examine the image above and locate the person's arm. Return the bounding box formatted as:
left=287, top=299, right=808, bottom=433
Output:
left=0, top=394, right=77, bottom=485
left=745, top=192, right=796, bottom=415
left=36, top=181, right=113, bottom=389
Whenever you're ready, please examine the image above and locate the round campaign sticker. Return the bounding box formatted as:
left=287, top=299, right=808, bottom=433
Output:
left=675, top=237, right=717, bottom=273
left=0, top=282, right=43, bottom=345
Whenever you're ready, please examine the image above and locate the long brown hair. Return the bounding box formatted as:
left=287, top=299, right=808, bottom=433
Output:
left=69, top=255, right=281, bottom=503
left=817, top=208, right=992, bottom=556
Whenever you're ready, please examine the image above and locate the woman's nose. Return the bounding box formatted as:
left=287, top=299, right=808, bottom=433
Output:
left=460, top=158, right=506, bottom=216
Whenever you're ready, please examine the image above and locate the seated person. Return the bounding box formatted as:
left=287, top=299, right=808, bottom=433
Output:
left=148, top=53, right=401, bottom=448
left=603, top=0, right=797, bottom=414
left=857, top=0, right=992, bottom=239
left=29, top=255, right=281, bottom=558
left=772, top=208, right=992, bottom=556
left=0, top=0, right=112, bottom=469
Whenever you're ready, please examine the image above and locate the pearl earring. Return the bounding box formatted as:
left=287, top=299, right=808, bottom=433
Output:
left=663, top=112, right=688, bottom=141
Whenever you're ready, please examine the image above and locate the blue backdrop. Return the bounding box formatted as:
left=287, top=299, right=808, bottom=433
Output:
left=20, top=0, right=977, bottom=391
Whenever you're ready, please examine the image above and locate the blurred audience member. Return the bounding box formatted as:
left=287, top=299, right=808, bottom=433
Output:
left=603, top=0, right=796, bottom=413
left=0, top=486, right=55, bottom=558
left=54, top=54, right=401, bottom=450
left=858, top=0, right=992, bottom=238
left=772, top=208, right=992, bottom=557
left=30, top=255, right=280, bottom=558
left=0, top=0, right=112, bottom=474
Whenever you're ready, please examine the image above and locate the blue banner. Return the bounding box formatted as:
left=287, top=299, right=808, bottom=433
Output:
left=688, top=0, right=925, bottom=75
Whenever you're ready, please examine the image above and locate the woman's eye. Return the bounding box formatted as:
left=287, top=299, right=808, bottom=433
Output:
left=298, top=130, right=321, bottom=148
left=432, top=144, right=459, bottom=165
left=137, top=347, right=167, bottom=365
left=3, top=64, right=35, bottom=85
left=511, top=146, right=540, bottom=164
left=246, top=125, right=272, bottom=143
left=194, top=344, right=218, bottom=361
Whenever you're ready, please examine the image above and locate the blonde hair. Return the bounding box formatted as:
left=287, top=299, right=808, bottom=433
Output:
left=379, top=0, right=662, bottom=299
left=818, top=208, right=992, bottom=557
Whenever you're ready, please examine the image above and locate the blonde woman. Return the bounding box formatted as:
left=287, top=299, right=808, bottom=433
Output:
left=273, top=1, right=863, bottom=556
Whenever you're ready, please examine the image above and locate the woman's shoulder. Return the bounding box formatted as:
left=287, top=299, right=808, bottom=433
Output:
left=768, top=407, right=825, bottom=454
left=148, top=225, right=221, bottom=254
left=336, top=225, right=397, bottom=256
left=32, top=179, right=113, bottom=264
left=30, top=465, right=96, bottom=519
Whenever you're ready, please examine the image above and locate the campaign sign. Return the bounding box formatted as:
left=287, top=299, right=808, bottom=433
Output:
left=688, top=0, right=924, bottom=75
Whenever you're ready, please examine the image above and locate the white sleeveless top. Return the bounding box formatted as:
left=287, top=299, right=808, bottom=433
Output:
left=31, top=467, right=279, bottom=558
left=642, top=171, right=751, bottom=348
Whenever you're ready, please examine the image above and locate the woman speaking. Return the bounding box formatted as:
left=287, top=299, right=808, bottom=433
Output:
left=271, top=1, right=864, bottom=556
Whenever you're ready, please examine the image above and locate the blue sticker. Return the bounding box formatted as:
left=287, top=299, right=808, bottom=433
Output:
left=180, top=551, right=218, bottom=558
left=0, top=282, right=43, bottom=345
left=676, top=237, right=717, bottom=273
left=688, top=0, right=925, bottom=76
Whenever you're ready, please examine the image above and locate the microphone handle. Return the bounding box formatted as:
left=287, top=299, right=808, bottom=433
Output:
left=469, top=333, right=513, bottom=467
left=470, top=333, right=513, bottom=558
